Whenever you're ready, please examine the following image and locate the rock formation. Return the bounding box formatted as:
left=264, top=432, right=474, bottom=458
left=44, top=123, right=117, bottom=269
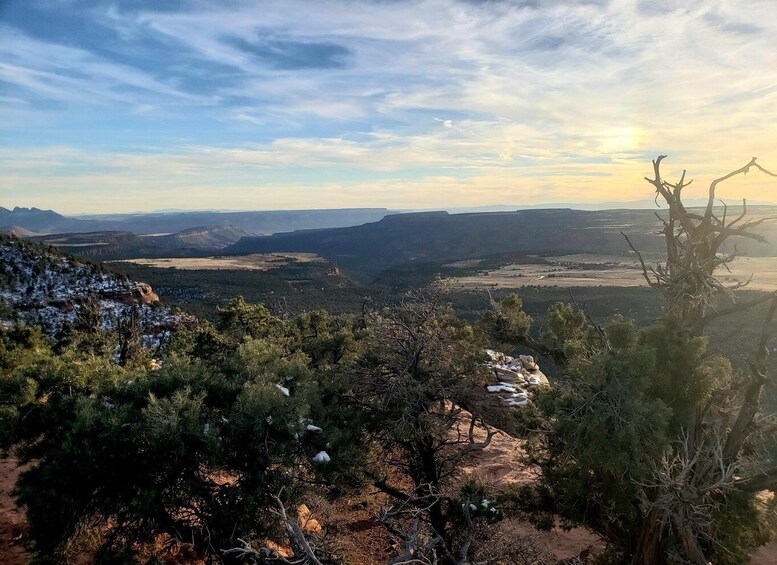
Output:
left=485, top=349, right=550, bottom=408
left=0, top=235, right=189, bottom=337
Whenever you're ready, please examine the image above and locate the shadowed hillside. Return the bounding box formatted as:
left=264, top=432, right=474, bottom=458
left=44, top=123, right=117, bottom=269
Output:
left=225, top=207, right=777, bottom=273
left=155, top=225, right=252, bottom=251
left=31, top=226, right=275, bottom=259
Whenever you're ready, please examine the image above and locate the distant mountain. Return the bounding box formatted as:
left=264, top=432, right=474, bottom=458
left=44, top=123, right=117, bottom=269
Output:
left=67, top=208, right=394, bottom=235
left=2, top=207, right=393, bottom=236
left=225, top=207, right=777, bottom=273
left=0, top=206, right=82, bottom=234
left=154, top=225, right=253, bottom=251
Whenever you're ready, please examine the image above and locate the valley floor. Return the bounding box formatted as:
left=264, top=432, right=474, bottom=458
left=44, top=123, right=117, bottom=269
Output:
left=448, top=254, right=777, bottom=293
left=113, top=252, right=325, bottom=271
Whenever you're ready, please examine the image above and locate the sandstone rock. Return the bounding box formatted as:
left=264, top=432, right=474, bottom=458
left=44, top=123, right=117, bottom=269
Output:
left=135, top=283, right=159, bottom=304
left=519, top=354, right=539, bottom=371
left=494, top=366, right=522, bottom=380
left=298, top=504, right=322, bottom=535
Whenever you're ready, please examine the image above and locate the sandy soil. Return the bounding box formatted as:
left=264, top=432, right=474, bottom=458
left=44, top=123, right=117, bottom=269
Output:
left=114, top=253, right=325, bottom=271
left=751, top=544, right=777, bottom=564
left=0, top=456, right=29, bottom=565
left=449, top=254, right=777, bottom=292
left=455, top=411, right=604, bottom=561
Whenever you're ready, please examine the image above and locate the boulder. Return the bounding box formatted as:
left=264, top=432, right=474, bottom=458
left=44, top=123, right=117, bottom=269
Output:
left=519, top=355, right=539, bottom=371
left=525, top=370, right=550, bottom=387
left=135, top=283, right=159, bottom=304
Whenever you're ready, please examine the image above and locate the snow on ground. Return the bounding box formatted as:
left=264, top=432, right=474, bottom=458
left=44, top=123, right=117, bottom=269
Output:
left=0, top=238, right=192, bottom=341
left=484, top=349, right=550, bottom=409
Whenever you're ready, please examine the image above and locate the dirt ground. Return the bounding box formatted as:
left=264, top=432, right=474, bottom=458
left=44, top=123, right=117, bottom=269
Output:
left=456, top=415, right=604, bottom=561
left=751, top=544, right=777, bottom=565
left=0, top=456, right=28, bottom=565
left=113, top=253, right=325, bottom=271
left=0, top=447, right=598, bottom=564
left=4, top=436, right=777, bottom=564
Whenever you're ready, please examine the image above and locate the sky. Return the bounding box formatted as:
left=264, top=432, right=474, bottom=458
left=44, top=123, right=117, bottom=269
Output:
left=1, top=0, right=776, bottom=214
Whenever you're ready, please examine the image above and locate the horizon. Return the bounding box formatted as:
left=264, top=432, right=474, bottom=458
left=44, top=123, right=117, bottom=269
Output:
left=2, top=0, right=777, bottom=214
left=5, top=196, right=777, bottom=219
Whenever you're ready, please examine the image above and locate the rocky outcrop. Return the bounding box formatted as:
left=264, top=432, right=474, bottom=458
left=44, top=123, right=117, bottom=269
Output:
left=485, top=349, right=550, bottom=408
left=0, top=235, right=187, bottom=337
left=135, top=282, right=159, bottom=304
left=100, top=282, right=159, bottom=305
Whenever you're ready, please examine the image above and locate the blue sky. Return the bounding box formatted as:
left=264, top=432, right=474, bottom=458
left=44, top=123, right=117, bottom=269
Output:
left=1, top=0, right=776, bottom=213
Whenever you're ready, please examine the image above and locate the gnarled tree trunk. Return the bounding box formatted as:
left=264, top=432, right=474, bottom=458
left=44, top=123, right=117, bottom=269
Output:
left=632, top=511, right=667, bottom=565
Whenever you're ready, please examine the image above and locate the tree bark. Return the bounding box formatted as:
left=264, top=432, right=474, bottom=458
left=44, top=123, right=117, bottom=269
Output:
left=631, top=512, right=667, bottom=565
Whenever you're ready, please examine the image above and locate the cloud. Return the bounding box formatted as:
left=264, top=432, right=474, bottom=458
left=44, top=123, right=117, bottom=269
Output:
left=226, top=36, right=352, bottom=69
left=1, top=0, right=776, bottom=212
left=0, top=26, right=214, bottom=108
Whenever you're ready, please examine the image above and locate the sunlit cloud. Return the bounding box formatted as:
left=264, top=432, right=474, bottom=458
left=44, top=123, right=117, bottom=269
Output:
left=1, top=0, right=776, bottom=213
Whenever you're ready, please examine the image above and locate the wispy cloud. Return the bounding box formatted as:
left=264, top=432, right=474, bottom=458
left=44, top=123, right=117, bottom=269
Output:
left=1, top=0, right=776, bottom=212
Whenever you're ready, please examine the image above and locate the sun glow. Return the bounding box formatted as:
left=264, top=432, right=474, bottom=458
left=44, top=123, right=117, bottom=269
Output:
left=600, top=126, right=642, bottom=154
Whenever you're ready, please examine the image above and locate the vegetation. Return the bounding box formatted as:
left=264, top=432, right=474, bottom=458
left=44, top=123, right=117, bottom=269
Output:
left=495, top=157, right=777, bottom=564
left=1, top=301, right=366, bottom=563
left=1, top=283, right=543, bottom=563
left=353, top=286, right=527, bottom=563
left=2, top=157, right=777, bottom=564
left=108, top=260, right=373, bottom=320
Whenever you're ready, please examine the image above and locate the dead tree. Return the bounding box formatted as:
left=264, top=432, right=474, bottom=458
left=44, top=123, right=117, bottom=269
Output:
left=377, top=488, right=554, bottom=565
left=624, top=155, right=777, bottom=336
left=377, top=490, right=444, bottom=565
left=625, top=157, right=777, bottom=564
left=222, top=494, right=337, bottom=564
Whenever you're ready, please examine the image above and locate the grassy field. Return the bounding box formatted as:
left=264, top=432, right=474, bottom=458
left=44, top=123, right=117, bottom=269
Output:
left=112, top=253, right=325, bottom=271
left=448, top=253, right=777, bottom=292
